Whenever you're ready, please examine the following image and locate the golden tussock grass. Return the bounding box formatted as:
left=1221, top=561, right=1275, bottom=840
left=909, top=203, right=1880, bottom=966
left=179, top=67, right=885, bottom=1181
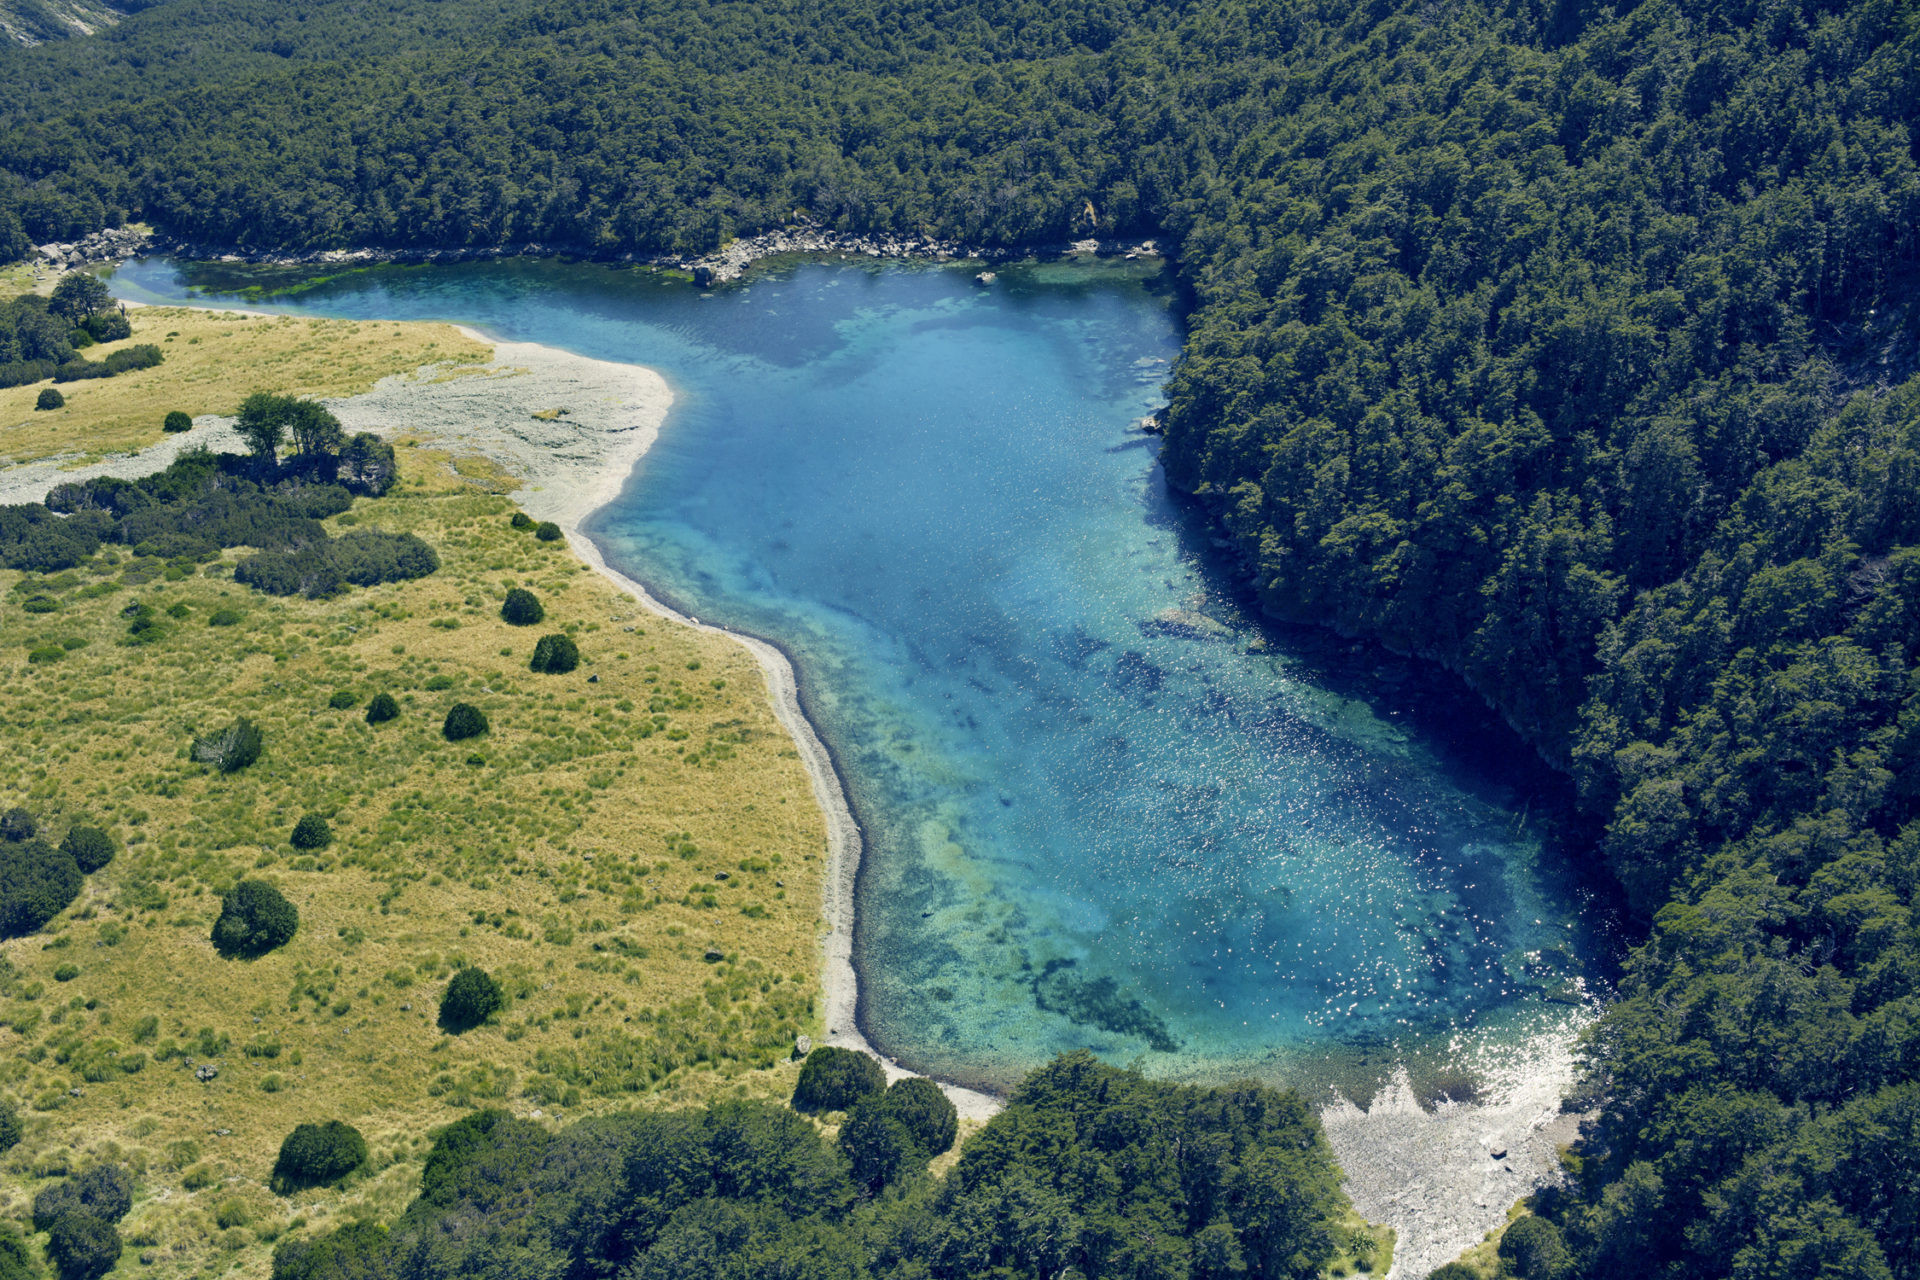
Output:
left=0, top=443, right=829, bottom=1277
left=0, top=307, right=490, bottom=466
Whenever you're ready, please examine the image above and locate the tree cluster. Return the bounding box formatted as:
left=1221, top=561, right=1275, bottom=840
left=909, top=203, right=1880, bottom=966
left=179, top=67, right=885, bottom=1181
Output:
left=32, top=1165, right=133, bottom=1280
left=0, top=811, right=114, bottom=941
left=274, top=1052, right=1344, bottom=1280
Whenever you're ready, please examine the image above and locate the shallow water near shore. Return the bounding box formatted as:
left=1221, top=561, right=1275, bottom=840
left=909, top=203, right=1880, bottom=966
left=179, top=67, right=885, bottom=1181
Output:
left=114, top=255, right=1612, bottom=1101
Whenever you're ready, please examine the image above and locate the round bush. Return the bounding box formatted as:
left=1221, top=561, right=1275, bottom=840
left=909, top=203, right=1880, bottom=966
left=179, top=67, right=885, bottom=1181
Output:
left=501, top=587, right=544, bottom=626
left=533, top=521, right=562, bottom=541
left=33, top=1165, right=133, bottom=1232
left=509, top=512, right=534, bottom=530
left=839, top=1096, right=920, bottom=1191
left=270, top=1120, right=368, bottom=1194
left=442, top=703, right=489, bottom=741
left=45, top=1215, right=120, bottom=1280
left=0, top=839, right=82, bottom=939
left=327, top=690, right=358, bottom=710
left=0, top=1098, right=21, bottom=1155
left=0, top=808, right=34, bottom=842
left=880, top=1076, right=958, bottom=1156
left=1499, top=1216, right=1571, bottom=1280
left=365, top=692, right=400, bottom=724
left=211, top=879, right=299, bottom=958
left=792, top=1046, right=886, bottom=1113
left=289, top=813, right=332, bottom=850
left=439, top=966, right=505, bottom=1033
left=162, top=410, right=192, bottom=433
left=35, top=388, right=64, bottom=412
left=60, top=825, right=116, bottom=874
left=529, top=633, right=580, bottom=674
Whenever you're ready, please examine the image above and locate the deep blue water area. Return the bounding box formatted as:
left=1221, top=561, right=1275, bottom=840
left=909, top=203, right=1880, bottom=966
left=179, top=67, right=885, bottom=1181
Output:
left=113, top=255, right=1611, bottom=1097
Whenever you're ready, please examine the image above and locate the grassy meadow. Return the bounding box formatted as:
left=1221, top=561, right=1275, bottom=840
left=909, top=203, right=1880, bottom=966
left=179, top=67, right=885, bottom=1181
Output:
left=0, top=417, right=832, bottom=1275
left=1, top=305, right=489, bottom=465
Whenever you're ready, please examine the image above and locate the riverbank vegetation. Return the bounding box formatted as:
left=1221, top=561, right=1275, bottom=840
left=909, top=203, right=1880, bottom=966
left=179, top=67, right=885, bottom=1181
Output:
left=3, top=0, right=1919, bottom=1274
left=0, top=424, right=832, bottom=1278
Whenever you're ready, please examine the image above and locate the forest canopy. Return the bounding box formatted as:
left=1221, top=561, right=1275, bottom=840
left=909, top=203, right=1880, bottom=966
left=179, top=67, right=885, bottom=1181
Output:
left=3, top=0, right=1919, bottom=1275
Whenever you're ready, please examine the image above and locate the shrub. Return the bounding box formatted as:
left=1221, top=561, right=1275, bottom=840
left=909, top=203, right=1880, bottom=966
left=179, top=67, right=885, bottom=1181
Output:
left=208, top=607, right=244, bottom=626
left=509, top=512, right=534, bottom=530
left=0, top=839, right=83, bottom=938
left=338, top=433, right=398, bottom=496
left=60, top=825, right=116, bottom=874
left=501, top=587, right=544, bottom=626
left=0, top=1098, right=21, bottom=1154
left=438, top=966, right=505, bottom=1033
left=839, top=1096, right=921, bottom=1192
left=83, top=311, right=131, bottom=343
left=33, top=1165, right=134, bottom=1231
left=211, top=879, right=299, bottom=958
left=162, top=410, right=192, bottom=433
left=792, top=1047, right=885, bottom=1113
left=53, top=963, right=78, bottom=982
left=289, top=814, right=331, bottom=850
left=0, top=1223, right=31, bottom=1280
left=529, top=633, right=580, bottom=674
left=534, top=521, right=562, bottom=542
left=26, top=645, right=63, bottom=664
left=879, top=1077, right=958, bottom=1156
left=327, top=690, right=358, bottom=710
left=45, top=1214, right=120, bottom=1280
left=192, top=717, right=263, bottom=773
left=1, top=808, right=33, bottom=841
left=1499, top=1216, right=1571, bottom=1280
left=271, top=1220, right=390, bottom=1280
left=442, top=703, right=488, bottom=741
left=1426, top=1267, right=1481, bottom=1280
left=35, top=388, right=63, bottom=411
left=270, top=1121, right=367, bottom=1194
left=365, top=692, right=400, bottom=724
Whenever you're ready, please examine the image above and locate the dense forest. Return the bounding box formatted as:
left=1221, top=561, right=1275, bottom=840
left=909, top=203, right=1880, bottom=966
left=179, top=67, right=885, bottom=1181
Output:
left=3, top=0, right=1919, bottom=1275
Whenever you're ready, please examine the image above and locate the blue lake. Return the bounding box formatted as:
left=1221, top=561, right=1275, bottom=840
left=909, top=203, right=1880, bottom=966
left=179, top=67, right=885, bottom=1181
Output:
left=113, top=255, right=1610, bottom=1097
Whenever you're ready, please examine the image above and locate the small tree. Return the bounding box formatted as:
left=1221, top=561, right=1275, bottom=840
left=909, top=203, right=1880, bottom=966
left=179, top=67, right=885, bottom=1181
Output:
left=839, top=1096, right=921, bottom=1192
left=1499, top=1216, right=1572, bottom=1280
left=286, top=400, right=346, bottom=459
left=289, top=814, right=331, bottom=850
left=271, top=1121, right=368, bottom=1194
left=35, top=388, right=64, bottom=411
left=60, top=825, right=117, bottom=874
left=234, top=392, right=293, bottom=463
left=792, top=1046, right=885, bottom=1113
left=509, top=512, right=534, bottom=530
left=162, top=410, right=192, bottom=433
left=338, top=434, right=398, bottom=496
left=534, top=521, right=562, bottom=542
left=439, top=966, right=505, bottom=1033
left=50, top=273, right=111, bottom=322
left=0, top=808, right=34, bottom=841
left=211, top=879, right=298, bottom=958
left=442, top=703, right=488, bottom=741
left=45, top=1215, right=120, bottom=1280
left=0, top=840, right=82, bottom=939
left=365, top=692, right=400, bottom=724
left=501, top=588, right=544, bottom=626
left=34, top=1166, right=134, bottom=1232
left=192, top=717, right=263, bottom=773
left=879, top=1076, right=957, bottom=1156
left=529, top=633, right=580, bottom=674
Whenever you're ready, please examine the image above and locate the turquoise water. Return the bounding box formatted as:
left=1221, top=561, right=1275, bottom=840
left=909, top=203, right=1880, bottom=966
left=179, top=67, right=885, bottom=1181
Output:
left=114, top=256, right=1607, bottom=1096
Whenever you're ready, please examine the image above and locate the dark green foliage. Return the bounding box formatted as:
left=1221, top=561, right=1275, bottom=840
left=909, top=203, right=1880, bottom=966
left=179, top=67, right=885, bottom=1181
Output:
left=876, top=1076, right=956, bottom=1157
left=838, top=1096, right=920, bottom=1193
left=0, top=1098, right=19, bottom=1154
left=162, top=410, right=191, bottom=433
left=53, top=343, right=162, bottom=382
left=271, top=1220, right=391, bottom=1280
left=508, top=512, right=533, bottom=530
left=235, top=530, right=438, bottom=599
left=500, top=587, right=542, bottom=626
left=528, top=633, right=578, bottom=674
left=48, top=274, right=109, bottom=323
left=791, top=1047, right=884, bottom=1114
left=59, top=825, right=115, bottom=874
left=337, top=433, right=397, bottom=497
left=44, top=1215, right=118, bottom=1280
left=81, top=311, right=130, bottom=343
left=533, top=522, right=561, bottom=542
left=1500, top=1216, right=1569, bottom=1280
left=192, top=716, right=263, bottom=773
left=289, top=813, right=331, bottom=850
left=437, top=966, right=503, bottom=1033
left=33, top=1166, right=133, bottom=1232
left=211, top=879, right=298, bottom=958
left=327, top=690, right=358, bottom=710
left=441, top=703, right=487, bottom=741
left=34, top=388, right=61, bottom=410
left=1426, top=1267, right=1479, bottom=1280
left=0, top=503, right=105, bottom=571
left=0, top=1224, right=33, bottom=1280
left=0, top=808, right=32, bottom=841
left=364, top=692, right=399, bottom=724
left=270, top=1121, right=368, bottom=1195
left=0, top=839, right=82, bottom=938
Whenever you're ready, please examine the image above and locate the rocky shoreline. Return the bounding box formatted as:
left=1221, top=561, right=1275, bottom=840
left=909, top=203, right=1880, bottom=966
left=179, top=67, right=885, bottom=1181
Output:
left=35, top=222, right=1164, bottom=285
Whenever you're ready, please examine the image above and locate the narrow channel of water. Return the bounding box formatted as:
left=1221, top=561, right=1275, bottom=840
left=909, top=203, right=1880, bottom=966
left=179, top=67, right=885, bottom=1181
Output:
left=113, top=255, right=1611, bottom=1099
